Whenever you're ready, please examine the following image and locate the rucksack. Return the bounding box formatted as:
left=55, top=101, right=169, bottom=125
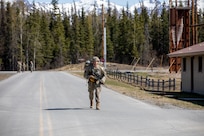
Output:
left=84, top=60, right=93, bottom=79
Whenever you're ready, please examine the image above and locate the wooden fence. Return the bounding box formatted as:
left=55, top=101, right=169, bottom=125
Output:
left=106, top=70, right=176, bottom=92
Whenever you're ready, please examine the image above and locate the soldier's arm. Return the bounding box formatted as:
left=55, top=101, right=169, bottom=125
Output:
left=99, top=67, right=106, bottom=84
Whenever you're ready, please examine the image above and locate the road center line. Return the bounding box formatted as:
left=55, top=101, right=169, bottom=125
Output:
left=39, top=78, right=44, bottom=136
left=39, top=76, right=53, bottom=136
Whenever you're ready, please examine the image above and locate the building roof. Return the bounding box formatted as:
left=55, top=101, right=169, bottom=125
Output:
left=168, top=42, right=204, bottom=57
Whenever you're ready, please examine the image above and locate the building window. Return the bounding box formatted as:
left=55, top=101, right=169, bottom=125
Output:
left=198, top=56, right=202, bottom=72
left=183, top=58, right=186, bottom=72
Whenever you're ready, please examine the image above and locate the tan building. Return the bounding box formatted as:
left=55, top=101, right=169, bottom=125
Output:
left=168, top=42, right=204, bottom=95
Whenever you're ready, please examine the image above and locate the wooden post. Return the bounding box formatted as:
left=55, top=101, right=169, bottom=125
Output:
left=145, top=76, right=148, bottom=87
left=152, top=79, right=154, bottom=91
left=169, top=59, right=175, bottom=72
left=146, top=58, right=155, bottom=71
left=136, top=75, right=138, bottom=85
left=169, top=78, right=171, bottom=91
left=131, top=58, right=140, bottom=71
left=141, top=76, right=142, bottom=86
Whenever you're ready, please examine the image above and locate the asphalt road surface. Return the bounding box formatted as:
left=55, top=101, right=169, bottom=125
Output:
left=0, top=71, right=204, bottom=136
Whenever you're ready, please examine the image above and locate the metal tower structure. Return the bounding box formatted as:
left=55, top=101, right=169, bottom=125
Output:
left=169, top=0, right=198, bottom=73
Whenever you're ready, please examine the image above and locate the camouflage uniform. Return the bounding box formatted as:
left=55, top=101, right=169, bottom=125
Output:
left=22, top=62, right=26, bottom=72
left=30, top=61, right=33, bottom=72
left=17, top=61, right=22, bottom=73
left=84, top=56, right=106, bottom=110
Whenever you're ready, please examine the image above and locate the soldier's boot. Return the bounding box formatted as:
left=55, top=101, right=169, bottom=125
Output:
left=90, top=100, right=93, bottom=108
left=96, top=102, right=100, bottom=110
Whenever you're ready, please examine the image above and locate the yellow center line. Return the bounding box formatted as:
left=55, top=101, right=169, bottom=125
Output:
left=39, top=76, right=53, bottom=136
left=39, top=78, right=44, bottom=136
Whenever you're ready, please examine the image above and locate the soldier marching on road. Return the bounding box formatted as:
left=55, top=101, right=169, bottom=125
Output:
left=30, top=61, right=33, bottom=72
left=84, top=56, right=106, bottom=110
left=17, top=61, right=22, bottom=73
left=22, top=62, right=26, bottom=72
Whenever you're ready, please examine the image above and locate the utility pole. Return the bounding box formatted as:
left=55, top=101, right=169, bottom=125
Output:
left=192, top=0, right=198, bottom=45
left=192, top=0, right=195, bottom=45
left=195, top=0, right=198, bottom=44
left=104, top=20, right=107, bottom=69
left=102, top=3, right=104, bottom=59
left=102, top=2, right=107, bottom=69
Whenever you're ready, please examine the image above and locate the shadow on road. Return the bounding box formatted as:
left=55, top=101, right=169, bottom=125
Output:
left=44, top=107, right=90, bottom=110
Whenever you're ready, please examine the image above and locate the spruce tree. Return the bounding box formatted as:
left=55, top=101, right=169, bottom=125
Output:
left=140, top=6, right=150, bottom=65
left=198, top=9, right=204, bottom=42
left=105, top=5, right=114, bottom=62
left=63, top=13, right=71, bottom=64
left=160, top=2, right=169, bottom=65
left=5, top=2, right=16, bottom=70
left=39, top=12, right=54, bottom=69
left=0, top=0, right=7, bottom=70
left=70, top=7, right=80, bottom=63
left=84, top=15, right=94, bottom=59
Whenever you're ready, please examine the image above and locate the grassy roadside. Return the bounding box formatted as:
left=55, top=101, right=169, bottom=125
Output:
left=70, top=71, right=204, bottom=110
left=0, top=73, right=15, bottom=81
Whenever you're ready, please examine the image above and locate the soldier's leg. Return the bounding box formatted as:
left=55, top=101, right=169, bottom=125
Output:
left=88, top=83, right=94, bottom=108
left=95, top=86, right=101, bottom=110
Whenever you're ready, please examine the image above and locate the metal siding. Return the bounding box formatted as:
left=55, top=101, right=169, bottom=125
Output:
left=181, top=57, right=191, bottom=92
left=194, top=56, right=204, bottom=95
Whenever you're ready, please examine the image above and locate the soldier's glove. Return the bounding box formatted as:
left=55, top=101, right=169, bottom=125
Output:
left=89, top=75, right=97, bottom=83
left=96, top=79, right=104, bottom=85
left=96, top=80, right=100, bottom=84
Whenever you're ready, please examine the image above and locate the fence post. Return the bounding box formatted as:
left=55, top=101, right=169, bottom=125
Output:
left=129, top=74, right=131, bottom=83
left=145, top=76, right=147, bottom=87
left=141, top=76, right=142, bottom=86
left=137, top=75, right=138, bottom=85
left=169, top=78, right=171, bottom=91
left=162, top=80, right=164, bottom=92
left=157, top=79, right=159, bottom=91
left=131, top=73, right=133, bottom=83
left=148, top=79, right=150, bottom=89
left=173, top=78, right=175, bottom=91
left=152, top=79, right=154, bottom=91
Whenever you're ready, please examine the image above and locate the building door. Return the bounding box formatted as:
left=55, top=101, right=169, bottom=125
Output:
left=191, top=57, right=194, bottom=92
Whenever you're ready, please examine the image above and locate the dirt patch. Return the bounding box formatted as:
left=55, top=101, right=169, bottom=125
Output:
left=0, top=73, right=15, bottom=81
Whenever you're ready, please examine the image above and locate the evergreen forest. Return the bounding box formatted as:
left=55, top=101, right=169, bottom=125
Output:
left=0, top=0, right=204, bottom=71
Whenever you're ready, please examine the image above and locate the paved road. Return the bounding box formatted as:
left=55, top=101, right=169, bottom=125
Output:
left=0, top=71, right=204, bottom=136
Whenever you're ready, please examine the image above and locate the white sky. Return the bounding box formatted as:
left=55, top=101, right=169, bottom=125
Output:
left=28, top=0, right=150, bottom=6
left=5, top=0, right=204, bottom=9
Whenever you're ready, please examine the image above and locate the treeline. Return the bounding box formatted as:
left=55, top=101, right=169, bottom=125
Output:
left=0, top=0, right=204, bottom=70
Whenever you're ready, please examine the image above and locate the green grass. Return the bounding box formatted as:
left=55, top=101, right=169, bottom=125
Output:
left=70, top=71, right=204, bottom=109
